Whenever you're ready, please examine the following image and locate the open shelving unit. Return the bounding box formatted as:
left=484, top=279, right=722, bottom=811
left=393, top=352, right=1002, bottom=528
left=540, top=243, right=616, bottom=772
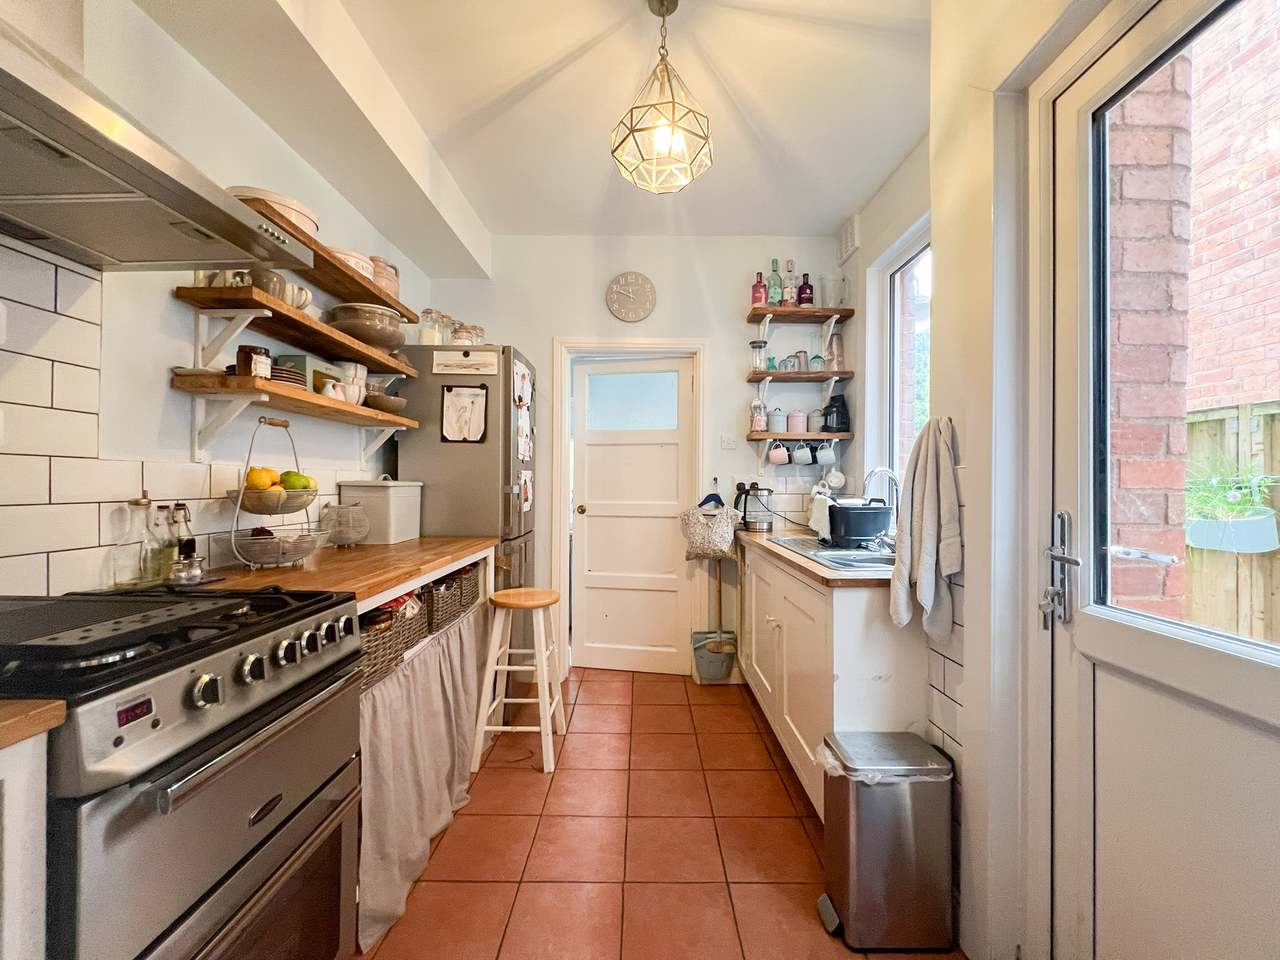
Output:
left=746, top=303, right=855, bottom=474
left=239, top=198, right=419, bottom=321
left=172, top=374, right=417, bottom=463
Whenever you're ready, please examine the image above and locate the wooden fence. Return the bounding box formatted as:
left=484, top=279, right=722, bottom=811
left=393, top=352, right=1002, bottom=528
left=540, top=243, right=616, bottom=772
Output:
left=1185, top=400, right=1280, bottom=643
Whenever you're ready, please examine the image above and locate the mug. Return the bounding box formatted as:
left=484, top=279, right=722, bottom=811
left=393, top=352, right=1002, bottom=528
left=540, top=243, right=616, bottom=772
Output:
left=792, top=442, right=814, bottom=465
left=816, top=440, right=837, bottom=465
left=825, top=468, right=846, bottom=490
left=206, top=269, right=251, bottom=288
left=767, top=441, right=790, bottom=465
left=283, top=282, right=312, bottom=310
left=812, top=479, right=832, bottom=498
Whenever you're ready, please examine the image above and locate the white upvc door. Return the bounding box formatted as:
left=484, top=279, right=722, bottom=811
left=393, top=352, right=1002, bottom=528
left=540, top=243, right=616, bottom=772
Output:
left=570, top=356, right=695, bottom=674
left=1048, top=1, right=1280, bottom=956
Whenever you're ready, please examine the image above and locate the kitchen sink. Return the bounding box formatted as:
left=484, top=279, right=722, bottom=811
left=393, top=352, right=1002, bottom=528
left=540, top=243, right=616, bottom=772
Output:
left=768, top=536, right=895, bottom=572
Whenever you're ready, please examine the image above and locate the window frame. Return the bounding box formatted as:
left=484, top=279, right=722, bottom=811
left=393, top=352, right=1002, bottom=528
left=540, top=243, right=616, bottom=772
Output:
left=884, top=233, right=933, bottom=475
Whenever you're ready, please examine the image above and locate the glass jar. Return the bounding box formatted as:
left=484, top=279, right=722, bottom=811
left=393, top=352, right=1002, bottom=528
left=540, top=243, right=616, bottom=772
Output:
left=112, top=492, right=166, bottom=586
left=750, top=339, right=768, bottom=371
left=440, top=314, right=458, bottom=344
left=454, top=325, right=485, bottom=345
left=320, top=501, right=371, bottom=547
left=418, top=309, right=445, bottom=345
left=750, top=397, right=767, bottom=432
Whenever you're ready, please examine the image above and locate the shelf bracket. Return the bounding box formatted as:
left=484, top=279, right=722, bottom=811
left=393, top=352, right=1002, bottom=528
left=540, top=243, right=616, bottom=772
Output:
left=758, top=440, right=770, bottom=476
left=361, top=426, right=405, bottom=464
left=190, top=392, right=268, bottom=462
left=193, top=309, right=271, bottom=371
left=821, top=376, right=839, bottom=407
left=759, top=313, right=772, bottom=341
left=822, top=316, right=838, bottom=357
left=756, top=375, right=773, bottom=406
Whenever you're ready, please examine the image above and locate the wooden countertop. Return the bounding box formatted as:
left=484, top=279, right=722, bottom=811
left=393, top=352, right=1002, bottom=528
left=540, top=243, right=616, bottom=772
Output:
left=211, top=537, right=498, bottom=604
left=0, top=700, right=65, bottom=751
left=737, top=531, right=892, bottom=588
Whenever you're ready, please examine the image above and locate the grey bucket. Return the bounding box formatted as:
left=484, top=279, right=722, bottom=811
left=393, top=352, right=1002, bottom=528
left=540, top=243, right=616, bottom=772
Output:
left=693, top=630, right=737, bottom=680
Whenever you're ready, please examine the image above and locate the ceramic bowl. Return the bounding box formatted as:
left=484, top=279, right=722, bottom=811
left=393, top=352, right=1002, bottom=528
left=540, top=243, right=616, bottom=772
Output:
left=364, top=393, right=408, bottom=415
left=328, top=247, right=375, bottom=280
left=329, top=303, right=404, bottom=351
left=226, top=186, right=319, bottom=237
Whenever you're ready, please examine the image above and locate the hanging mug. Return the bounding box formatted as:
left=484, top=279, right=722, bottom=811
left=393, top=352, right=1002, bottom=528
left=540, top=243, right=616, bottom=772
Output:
left=815, top=440, right=837, bottom=465
left=767, top=441, right=790, bottom=465
left=792, top=442, right=814, bottom=465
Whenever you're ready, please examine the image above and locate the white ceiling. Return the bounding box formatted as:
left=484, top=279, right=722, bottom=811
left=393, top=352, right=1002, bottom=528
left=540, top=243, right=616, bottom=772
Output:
left=337, top=0, right=930, bottom=237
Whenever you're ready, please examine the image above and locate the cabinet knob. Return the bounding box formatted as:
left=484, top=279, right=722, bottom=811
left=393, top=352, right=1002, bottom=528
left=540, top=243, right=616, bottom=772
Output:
left=576, top=505, right=586, bottom=515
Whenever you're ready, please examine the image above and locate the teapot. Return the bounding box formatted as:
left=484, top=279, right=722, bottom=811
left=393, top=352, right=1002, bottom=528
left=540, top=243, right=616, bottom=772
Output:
left=320, top=501, right=370, bottom=547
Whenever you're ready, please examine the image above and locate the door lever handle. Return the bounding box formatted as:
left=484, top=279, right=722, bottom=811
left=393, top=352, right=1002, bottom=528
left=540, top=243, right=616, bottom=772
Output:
left=1044, top=549, right=1080, bottom=567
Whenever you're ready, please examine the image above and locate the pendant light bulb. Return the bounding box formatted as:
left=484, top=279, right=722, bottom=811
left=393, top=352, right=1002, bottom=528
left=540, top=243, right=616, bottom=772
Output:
left=611, top=1, right=712, bottom=194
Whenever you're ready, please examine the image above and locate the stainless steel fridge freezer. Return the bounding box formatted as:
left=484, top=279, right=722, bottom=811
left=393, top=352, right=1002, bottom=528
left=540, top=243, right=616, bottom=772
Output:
left=397, top=344, right=535, bottom=589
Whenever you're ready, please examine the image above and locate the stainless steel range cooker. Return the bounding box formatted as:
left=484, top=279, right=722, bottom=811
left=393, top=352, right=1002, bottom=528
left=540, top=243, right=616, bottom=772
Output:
left=0, top=586, right=363, bottom=960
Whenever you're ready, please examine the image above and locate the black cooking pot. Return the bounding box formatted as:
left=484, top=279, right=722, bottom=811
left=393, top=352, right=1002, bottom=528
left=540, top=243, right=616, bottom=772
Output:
left=828, top=498, right=892, bottom=548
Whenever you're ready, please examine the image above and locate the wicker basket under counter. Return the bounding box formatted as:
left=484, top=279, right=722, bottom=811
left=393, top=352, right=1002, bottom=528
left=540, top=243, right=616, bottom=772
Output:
left=359, top=564, right=484, bottom=690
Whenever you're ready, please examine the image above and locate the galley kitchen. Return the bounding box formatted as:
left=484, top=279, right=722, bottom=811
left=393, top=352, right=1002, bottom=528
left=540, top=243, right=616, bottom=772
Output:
left=5, top=1, right=1277, bottom=959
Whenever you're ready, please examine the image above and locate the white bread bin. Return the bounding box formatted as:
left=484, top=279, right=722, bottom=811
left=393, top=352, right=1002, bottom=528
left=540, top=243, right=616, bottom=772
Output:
left=337, top=477, right=422, bottom=544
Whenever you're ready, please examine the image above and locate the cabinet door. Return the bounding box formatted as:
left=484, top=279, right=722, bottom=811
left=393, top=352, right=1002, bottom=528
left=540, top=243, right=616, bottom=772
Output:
left=778, top=571, right=833, bottom=810
left=744, top=554, right=783, bottom=721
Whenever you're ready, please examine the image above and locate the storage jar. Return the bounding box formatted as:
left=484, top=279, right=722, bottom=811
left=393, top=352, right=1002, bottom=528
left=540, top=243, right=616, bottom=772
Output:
left=338, top=478, right=423, bottom=544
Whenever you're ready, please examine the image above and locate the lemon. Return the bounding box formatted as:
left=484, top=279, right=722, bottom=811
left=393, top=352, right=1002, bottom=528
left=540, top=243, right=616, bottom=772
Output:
left=245, top=467, right=275, bottom=491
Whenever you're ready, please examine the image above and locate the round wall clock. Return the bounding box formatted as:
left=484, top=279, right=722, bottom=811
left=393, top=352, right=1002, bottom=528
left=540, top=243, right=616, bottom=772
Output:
left=605, top=272, right=656, bottom=323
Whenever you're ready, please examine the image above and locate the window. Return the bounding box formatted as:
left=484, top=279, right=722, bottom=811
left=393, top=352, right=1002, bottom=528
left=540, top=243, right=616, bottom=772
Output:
left=1095, top=0, right=1280, bottom=645
left=584, top=371, right=679, bottom=431
left=890, top=245, right=932, bottom=473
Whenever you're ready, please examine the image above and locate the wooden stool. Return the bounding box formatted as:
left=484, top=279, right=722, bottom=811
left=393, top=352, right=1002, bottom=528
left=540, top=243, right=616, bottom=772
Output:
left=471, top=588, right=567, bottom=773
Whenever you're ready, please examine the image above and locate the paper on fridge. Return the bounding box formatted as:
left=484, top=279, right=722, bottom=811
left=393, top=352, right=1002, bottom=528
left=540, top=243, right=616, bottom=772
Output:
left=442, top=386, right=487, bottom=441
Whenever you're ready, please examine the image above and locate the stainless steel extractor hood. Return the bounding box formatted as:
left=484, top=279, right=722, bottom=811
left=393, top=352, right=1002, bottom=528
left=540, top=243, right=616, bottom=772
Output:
left=0, top=56, right=311, bottom=272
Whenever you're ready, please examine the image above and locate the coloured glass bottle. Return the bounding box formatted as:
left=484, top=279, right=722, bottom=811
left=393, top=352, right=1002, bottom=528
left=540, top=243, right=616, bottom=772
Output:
left=798, top=273, right=814, bottom=305
left=766, top=259, right=783, bottom=306
left=751, top=272, right=767, bottom=304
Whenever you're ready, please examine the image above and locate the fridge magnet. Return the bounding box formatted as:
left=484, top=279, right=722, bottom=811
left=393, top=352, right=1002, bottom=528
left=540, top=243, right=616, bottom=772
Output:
left=432, top=350, right=500, bottom=375
left=519, top=470, right=533, bottom=512
left=441, top=385, right=488, bottom=442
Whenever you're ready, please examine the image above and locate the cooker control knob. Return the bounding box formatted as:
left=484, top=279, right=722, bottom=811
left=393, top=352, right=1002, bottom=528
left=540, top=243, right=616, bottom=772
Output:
left=338, top=615, right=356, bottom=640
left=191, top=674, right=223, bottom=709
left=300, top=629, right=322, bottom=656
left=239, top=653, right=267, bottom=684
left=274, top=638, right=302, bottom=667
left=321, top=620, right=343, bottom=646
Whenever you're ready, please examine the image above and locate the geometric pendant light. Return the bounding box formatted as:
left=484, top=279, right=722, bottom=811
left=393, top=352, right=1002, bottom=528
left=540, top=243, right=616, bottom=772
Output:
left=610, top=0, right=712, bottom=194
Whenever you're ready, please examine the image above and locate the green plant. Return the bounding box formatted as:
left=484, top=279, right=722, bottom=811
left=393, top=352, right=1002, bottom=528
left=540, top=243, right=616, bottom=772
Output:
left=1185, top=459, right=1277, bottom=520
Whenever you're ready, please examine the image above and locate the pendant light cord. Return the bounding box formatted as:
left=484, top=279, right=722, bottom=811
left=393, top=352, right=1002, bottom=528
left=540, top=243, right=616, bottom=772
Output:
left=659, top=12, right=668, bottom=58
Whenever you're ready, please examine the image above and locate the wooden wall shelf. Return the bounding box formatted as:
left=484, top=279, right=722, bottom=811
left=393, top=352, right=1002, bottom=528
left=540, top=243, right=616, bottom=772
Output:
left=172, top=374, right=418, bottom=429
left=175, top=286, right=416, bottom=377
left=747, top=432, right=852, bottom=442
left=746, top=305, right=854, bottom=324
left=746, top=370, right=854, bottom=383
left=239, top=198, right=418, bottom=322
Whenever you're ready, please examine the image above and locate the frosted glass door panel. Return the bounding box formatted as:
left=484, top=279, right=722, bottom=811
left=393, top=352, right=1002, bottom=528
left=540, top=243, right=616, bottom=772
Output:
left=586, top=372, right=679, bottom=431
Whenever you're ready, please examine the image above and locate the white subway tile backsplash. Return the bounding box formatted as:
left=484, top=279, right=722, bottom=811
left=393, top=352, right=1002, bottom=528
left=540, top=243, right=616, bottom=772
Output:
left=0, top=503, right=98, bottom=556
left=0, top=299, right=100, bottom=367
left=943, top=734, right=963, bottom=784
left=52, top=364, right=99, bottom=413
left=302, top=467, right=337, bottom=495
left=0, top=351, right=52, bottom=406
left=55, top=269, right=102, bottom=324
left=210, top=464, right=242, bottom=498
left=928, top=688, right=960, bottom=743
left=99, top=501, right=129, bottom=545
left=144, top=461, right=211, bottom=501
left=0, top=455, right=48, bottom=504
left=48, top=545, right=113, bottom=594
left=928, top=650, right=945, bottom=691
left=52, top=458, right=141, bottom=503
left=0, top=553, right=47, bottom=594
left=0, top=245, right=55, bottom=310
left=186, top=498, right=232, bottom=536
left=0, top=404, right=96, bottom=456
left=929, top=622, right=964, bottom=666
left=951, top=584, right=965, bottom=626
left=943, top=659, right=964, bottom=702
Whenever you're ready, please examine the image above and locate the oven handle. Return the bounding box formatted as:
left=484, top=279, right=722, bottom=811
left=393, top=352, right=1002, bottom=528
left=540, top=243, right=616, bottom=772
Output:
left=153, top=666, right=361, bottom=815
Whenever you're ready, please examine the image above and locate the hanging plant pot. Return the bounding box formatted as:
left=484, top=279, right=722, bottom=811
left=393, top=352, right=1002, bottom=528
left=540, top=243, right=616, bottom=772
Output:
left=1185, top=508, right=1280, bottom=554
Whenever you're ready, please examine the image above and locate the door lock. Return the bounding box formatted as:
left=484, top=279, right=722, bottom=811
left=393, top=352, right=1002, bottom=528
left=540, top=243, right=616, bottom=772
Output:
left=1041, top=510, right=1079, bottom=628
left=576, top=505, right=586, bottom=515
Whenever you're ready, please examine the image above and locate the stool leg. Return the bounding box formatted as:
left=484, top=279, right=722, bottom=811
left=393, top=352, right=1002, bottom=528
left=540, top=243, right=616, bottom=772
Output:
left=531, top=607, right=556, bottom=773
left=545, top=607, right=567, bottom=735
left=471, top=606, right=509, bottom=773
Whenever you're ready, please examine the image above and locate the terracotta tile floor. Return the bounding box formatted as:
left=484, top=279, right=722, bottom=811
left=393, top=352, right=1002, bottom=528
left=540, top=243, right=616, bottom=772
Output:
left=368, top=669, right=962, bottom=960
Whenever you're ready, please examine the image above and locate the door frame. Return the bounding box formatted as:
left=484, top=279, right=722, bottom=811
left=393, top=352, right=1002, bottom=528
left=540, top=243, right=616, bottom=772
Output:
left=550, top=337, right=710, bottom=676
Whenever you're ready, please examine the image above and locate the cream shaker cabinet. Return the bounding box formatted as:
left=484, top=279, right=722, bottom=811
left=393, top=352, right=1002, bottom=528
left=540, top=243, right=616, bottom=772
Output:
left=738, top=541, right=930, bottom=817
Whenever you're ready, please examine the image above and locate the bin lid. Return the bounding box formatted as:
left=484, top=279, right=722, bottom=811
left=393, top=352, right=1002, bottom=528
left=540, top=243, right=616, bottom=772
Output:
left=823, top=732, right=952, bottom=780
left=338, top=480, right=423, bottom=488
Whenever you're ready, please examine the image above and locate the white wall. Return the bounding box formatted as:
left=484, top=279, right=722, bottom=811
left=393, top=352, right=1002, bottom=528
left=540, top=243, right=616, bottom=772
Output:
left=433, top=235, right=839, bottom=617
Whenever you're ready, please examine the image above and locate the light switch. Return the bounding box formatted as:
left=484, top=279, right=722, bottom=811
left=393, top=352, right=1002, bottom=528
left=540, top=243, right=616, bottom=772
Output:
left=720, top=435, right=737, bottom=450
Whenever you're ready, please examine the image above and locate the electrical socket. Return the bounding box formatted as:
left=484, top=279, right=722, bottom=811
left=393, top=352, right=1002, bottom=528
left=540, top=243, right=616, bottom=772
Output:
left=720, top=434, right=737, bottom=450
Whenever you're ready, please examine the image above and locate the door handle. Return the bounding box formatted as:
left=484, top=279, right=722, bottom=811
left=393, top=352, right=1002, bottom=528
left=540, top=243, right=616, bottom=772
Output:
left=576, top=505, right=586, bottom=515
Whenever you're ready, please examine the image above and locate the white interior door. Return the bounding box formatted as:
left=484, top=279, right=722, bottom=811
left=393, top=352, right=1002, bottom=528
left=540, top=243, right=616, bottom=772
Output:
left=1050, top=2, right=1280, bottom=956
left=570, top=357, right=695, bottom=674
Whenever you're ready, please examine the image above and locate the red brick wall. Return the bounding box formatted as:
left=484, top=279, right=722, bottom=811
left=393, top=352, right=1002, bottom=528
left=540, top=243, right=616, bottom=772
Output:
left=1187, top=0, right=1280, bottom=410
left=1107, top=58, right=1191, bottom=615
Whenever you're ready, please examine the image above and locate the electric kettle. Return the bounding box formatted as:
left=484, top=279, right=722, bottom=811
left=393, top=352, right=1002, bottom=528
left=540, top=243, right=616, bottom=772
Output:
left=734, top=482, right=775, bottom=533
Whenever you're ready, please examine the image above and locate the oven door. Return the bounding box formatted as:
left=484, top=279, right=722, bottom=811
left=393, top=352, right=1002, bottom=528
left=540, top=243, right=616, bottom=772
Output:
left=49, top=660, right=361, bottom=960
